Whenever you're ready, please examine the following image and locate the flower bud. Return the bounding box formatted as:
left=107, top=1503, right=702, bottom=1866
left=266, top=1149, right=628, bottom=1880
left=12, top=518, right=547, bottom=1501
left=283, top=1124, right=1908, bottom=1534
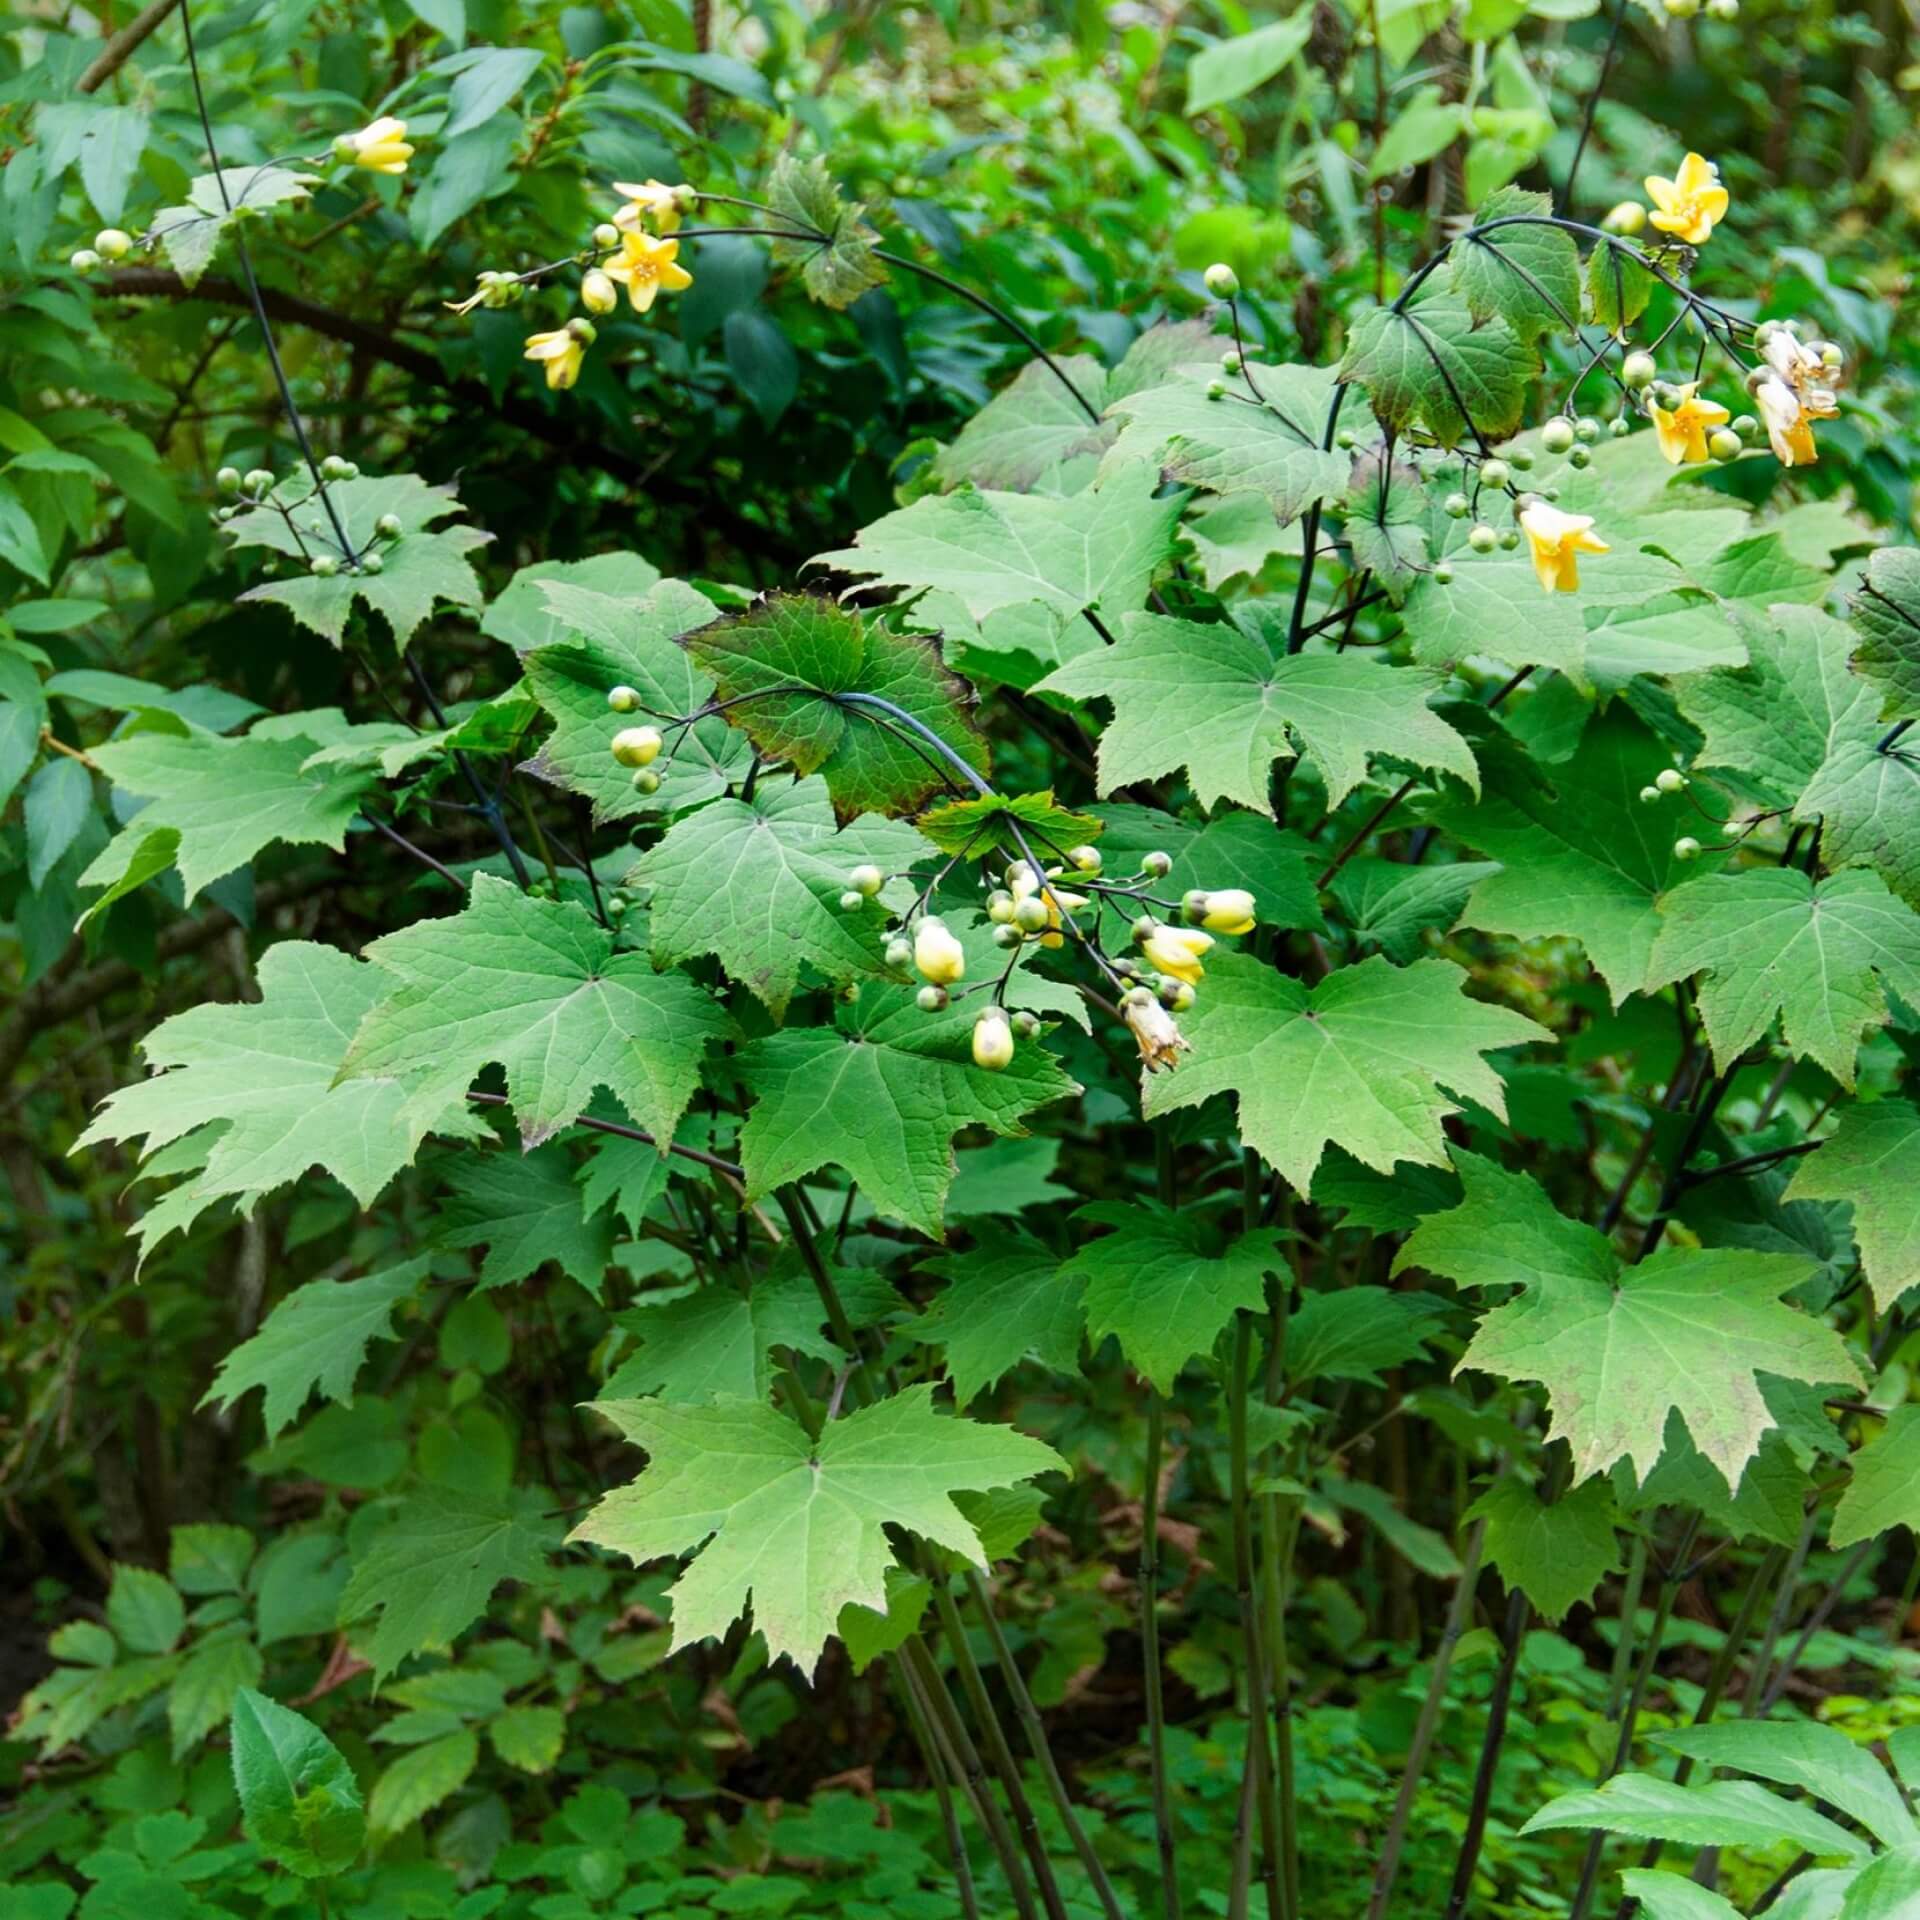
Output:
left=1609, top=417, right=1631, bottom=438
left=1479, top=458, right=1509, bottom=488
left=245, top=468, right=276, bottom=496
left=593, top=222, right=621, bottom=250
left=986, top=889, right=1015, bottom=924
left=1013, top=895, right=1051, bottom=933
left=216, top=466, right=243, bottom=495
left=95, top=228, right=132, bottom=259
left=1820, top=343, right=1844, bottom=370
left=1573, top=417, right=1601, bottom=445
left=1655, top=767, right=1687, bottom=793
left=1432, top=563, right=1454, bottom=584
left=1622, top=351, right=1657, bottom=390
left=1708, top=428, right=1743, bottom=461
left=1142, top=850, right=1172, bottom=879
left=993, top=923, right=1024, bottom=949
left=1221, top=350, right=1242, bottom=374
left=916, top=984, right=949, bottom=1012
left=311, top=554, right=338, bottom=576
left=360, top=552, right=384, bottom=574
left=1733, top=414, right=1758, bottom=440
left=1468, top=524, right=1498, bottom=553
left=321, top=454, right=353, bottom=480
left=1639, top=785, right=1662, bottom=803
left=885, top=936, right=913, bottom=970
left=607, top=684, right=641, bottom=712
left=1602, top=201, right=1647, bottom=236
left=972, top=1006, right=1015, bottom=1071
left=70, top=247, right=102, bottom=272
left=1568, top=445, right=1591, bottom=469
left=1498, top=529, right=1519, bottom=550
left=1206, top=380, right=1227, bottom=401
left=581, top=268, right=618, bottom=315
left=1197, top=888, right=1255, bottom=935
left=631, top=766, right=661, bottom=795
left=1673, top=835, right=1702, bottom=861
left=848, top=863, right=884, bottom=897
left=1203, top=261, right=1240, bottom=299
left=611, top=725, right=663, bottom=768
left=1508, top=446, right=1534, bottom=471
left=1706, top=0, right=1737, bottom=15
left=1067, top=844, right=1102, bottom=873
left=914, top=916, right=966, bottom=985
left=376, top=512, right=404, bottom=539
left=840, top=889, right=866, bottom=911
left=1444, top=492, right=1470, bottom=518
left=1542, top=418, right=1575, bottom=454
left=1140, top=925, right=1214, bottom=985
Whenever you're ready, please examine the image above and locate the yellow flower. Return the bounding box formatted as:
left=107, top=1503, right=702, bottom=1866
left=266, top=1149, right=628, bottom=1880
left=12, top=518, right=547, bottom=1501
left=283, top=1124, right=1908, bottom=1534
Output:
left=602, top=230, right=693, bottom=314
left=1644, top=152, right=1728, bottom=246
left=1519, top=501, right=1609, bottom=594
left=523, top=321, right=592, bottom=392
left=1123, top=989, right=1190, bottom=1073
left=1140, top=924, right=1214, bottom=986
left=336, top=115, right=414, bottom=177
left=1754, top=377, right=1818, bottom=467
left=913, top=917, right=966, bottom=986
left=1650, top=382, right=1731, bottom=464
left=612, top=179, right=687, bottom=234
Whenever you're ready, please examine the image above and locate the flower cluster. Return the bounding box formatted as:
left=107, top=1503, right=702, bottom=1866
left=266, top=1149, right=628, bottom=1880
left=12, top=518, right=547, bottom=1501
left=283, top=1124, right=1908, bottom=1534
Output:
left=1749, top=322, right=1843, bottom=469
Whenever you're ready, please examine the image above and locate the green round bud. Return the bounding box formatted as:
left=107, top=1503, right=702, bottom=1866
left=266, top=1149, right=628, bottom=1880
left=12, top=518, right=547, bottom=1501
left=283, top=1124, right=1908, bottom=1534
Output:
left=916, top=985, right=949, bottom=1012
left=631, top=766, right=661, bottom=795
left=1336, top=429, right=1357, bottom=450
left=839, top=889, right=866, bottom=912
left=885, top=936, right=913, bottom=970
left=95, top=228, right=134, bottom=260
left=1220, top=350, right=1242, bottom=374
left=321, top=454, right=354, bottom=480
left=1542, top=418, right=1576, bottom=455
left=1142, top=850, right=1172, bottom=879
left=1468, top=524, right=1498, bottom=553
left=1181, top=889, right=1209, bottom=924
left=1206, top=380, right=1227, bottom=401
left=214, top=504, right=236, bottom=522
left=1732, top=414, right=1759, bottom=440
left=986, top=889, right=1016, bottom=924
left=1444, top=491, right=1470, bottom=519
left=375, top=512, right=404, bottom=539
left=1508, top=446, right=1534, bottom=471
left=1568, top=445, right=1592, bottom=469
left=1011, top=1009, right=1041, bottom=1040
left=1639, top=785, right=1662, bottom=804
left=311, top=554, right=338, bottom=577
left=69, top=248, right=101, bottom=272
left=1013, top=895, right=1051, bottom=933
left=1622, top=351, right=1658, bottom=390
left=1203, top=261, right=1240, bottom=299
left=1573, top=416, right=1601, bottom=445
left=607, top=684, right=641, bottom=713
left=1673, top=835, right=1702, bottom=861
left=592, top=222, right=621, bottom=250
left=1067, top=844, right=1102, bottom=873
left=216, top=466, right=243, bottom=496
left=1479, top=458, right=1509, bottom=489
left=1820, top=342, right=1844, bottom=370
left=244, top=468, right=276, bottom=496
left=611, top=725, right=664, bottom=769
left=1609, top=416, right=1632, bottom=438
left=1708, top=428, right=1743, bottom=462
left=359, top=552, right=384, bottom=574
left=848, top=863, right=884, bottom=897
left=1432, top=563, right=1454, bottom=584
left=1498, top=528, right=1520, bottom=550
left=1706, top=0, right=1737, bottom=17
left=1655, top=767, right=1687, bottom=793
left=992, top=923, right=1025, bottom=949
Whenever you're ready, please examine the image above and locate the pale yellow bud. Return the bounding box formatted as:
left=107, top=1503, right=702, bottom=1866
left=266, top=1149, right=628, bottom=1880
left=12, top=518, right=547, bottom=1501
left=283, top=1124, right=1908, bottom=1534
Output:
left=1140, top=926, right=1214, bottom=986
left=914, top=917, right=966, bottom=986
left=611, top=725, right=662, bottom=768
left=1198, top=889, right=1256, bottom=935
left=972, top=1007, right=1015, bottom=1071
left=581, top=268, right=618, bottom=315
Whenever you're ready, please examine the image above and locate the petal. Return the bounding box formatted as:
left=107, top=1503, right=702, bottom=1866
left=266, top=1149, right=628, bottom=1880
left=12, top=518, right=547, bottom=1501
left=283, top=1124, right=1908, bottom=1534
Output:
left=658, top=262, right=693, bottom=291
left=1644, top=175, right=1679, bottom=211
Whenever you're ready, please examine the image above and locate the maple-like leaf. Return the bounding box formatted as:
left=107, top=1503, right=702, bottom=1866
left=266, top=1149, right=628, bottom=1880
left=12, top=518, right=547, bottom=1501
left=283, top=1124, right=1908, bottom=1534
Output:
left=603, top=1275, right=840, bottom=1404
left=1144, top=952, right=1545, bottom=1190
left=520, top=577, right=743, bottom=822
left=481, top=552, right=663, bottom=654
left=1035, top=612, right=1478, bottom=815
left=1786, top=1100, right=1920, bottom=1311
left=78, top=942, right=478, bottom=1254
left=81, top=723, right=376, bottom=908
left=916, top=1230, right=1087, bottom=1406
left=735, top=978, right=1079, bottom=1236
left=1849, top=544, right=1920, bottom=721
left=1831, top=1404, right=1920, bottom=1547
left=1467, top=1477, right=1621, bottom=1622
left=233, top=474, right=491, bottom=649
left=810, top=460, right=1185, bottom=635
left=149, top=165, right=317, bottom=285
left=1645, top=867, right=1920, bottom=1087
left=1431, top=710, right=1713, bottom=1005
left=1063, top=1205, right=1283, bottom=1393
left=571, top=1386, right=1065, bottom=1675
left=339, top=1487, right=560, bottom=1682
left=203, top=1259, right=427, bottom=1440
left=339, top=875, right=731, bottom=1148
left=1338, top=285, right=1530, bottom=447
left=766, top=153, right=888, bottom=309
left=1399, top=1153, right=1862, bottom=1487
left=1284, top=1285, right=1452, bottom=1387
left=914, top=789, right=1104, bottom=860
left=682, top=592, right=990, bottom=818
left=1448, top=187, right=1581, bottom=344
left=631, top=779, right=932, bottom=1016
left=432, top=1143, right=616, bottom=1295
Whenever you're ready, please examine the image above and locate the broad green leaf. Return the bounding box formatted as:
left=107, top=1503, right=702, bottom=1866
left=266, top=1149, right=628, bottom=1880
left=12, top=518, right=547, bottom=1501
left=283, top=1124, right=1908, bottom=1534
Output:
left=24, top=756, right=91, bottom=889
left=1402, top=1152, right=1861, bottom=1487
left=521, top=577, right=744, bottom=822
left=108, top=1564, right=184, bottom=1655
left=368, top=1728, right=479, bottom=1835
left=1623, top=1414, right=1814, bottom=1547
left=1399, top=543, right=1589, bottom=684
left=683, top=592, right=991, bottom=818
left=490, top=1705, right=566, bottom=1774
left=839, top=1570, right=934, bottom=1675
left=1449, top=188, right=1581, bottom=344
left=81, top=726, right=375, bottom=905
left=341, top=875, right=731, bottom=1148
left=1338, top=287, right=1530, bottom=448
left=1284, top=1284, right=1451, bottom=1386
left=767, top=154, right=889, bottom=309
left=604, top=1275, right=840, bottom=1404
left=573, top=1386, right=1065, bottom=1674
left=736, top=976, right=1078, bottom=1237
left=1786, top=1101, right=1920, bottom=1311
left=1328, top=857, right=1499, bottom=966
left=1614, top=1873, right=1747, bottom=1920
left=150, top=166, right=317, bottom=285
left=169, top=1632, right=263, bottom=1758
left=811, top=460, right=1185, bottom=636
left=1185, top=7, right=1314, bottom=112
left=1103, top=360, right=1356, bottom=526
left=230, top=1688, right=366, bottom=1878
left=915, top=789, right=1103, bottom=860
left=1064, top=1210, right=1282, bottom=1392
left=1090, top=803, right=1327, bottom=933
left=1851, top=545, right=1920, bottom=719
left=232, top=474, right=491, bottom=648
left=171, top=1523, right=256, bottom=1595
left=1341, top=456, right=1429, bottom=603
left=1145, top=952, right=1545, bottom=1189
left=1655, top=1722, right=1916, bottom=1849
left=433, top=1143, right=616, bottom=1294
left=917, top=1230, right=1087, bottom=1405
left=632, top=780, right=932, bottom=1016
left=481, top=552, right=662, bottom=654
left=339, top=1487, right=559, bottom=1681
left=1587, top=236, right=1654, bottom=332
left=1467, top=1477, right=1620, bottom=1621
left=79, top=944, right=474, bottom=1255
left=1831, top=1404, right=1920, bottom=1548
left=1646, top=868, right=1920, bottom=1087
left=1035, top=612, right=1478, bottom=815
left=204, top=1259, right=427, bottom=1440
left=1430, top=711, right=1710, bottom=1004
left=1521, top=1774, right=1868, bottom=1862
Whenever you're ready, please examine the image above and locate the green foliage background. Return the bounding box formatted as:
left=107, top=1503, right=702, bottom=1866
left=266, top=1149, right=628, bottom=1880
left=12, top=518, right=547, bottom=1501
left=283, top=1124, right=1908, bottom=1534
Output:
left=4, top=1, right=1920, bottom=1917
